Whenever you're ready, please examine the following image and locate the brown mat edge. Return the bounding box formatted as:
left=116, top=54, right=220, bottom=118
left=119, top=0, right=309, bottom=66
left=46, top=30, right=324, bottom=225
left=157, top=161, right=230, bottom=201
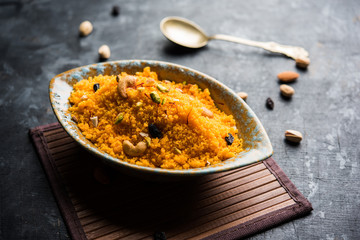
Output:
left=204, top=158, right=313, bottom=240
left=29, top=123, right=88, bottom=240
left=29, top=123, right=313, bottom=240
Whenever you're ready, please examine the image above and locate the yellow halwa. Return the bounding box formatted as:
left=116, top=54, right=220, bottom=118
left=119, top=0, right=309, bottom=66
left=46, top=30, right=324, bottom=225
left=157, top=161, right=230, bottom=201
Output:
left=69, top=67, right=243, bottom=169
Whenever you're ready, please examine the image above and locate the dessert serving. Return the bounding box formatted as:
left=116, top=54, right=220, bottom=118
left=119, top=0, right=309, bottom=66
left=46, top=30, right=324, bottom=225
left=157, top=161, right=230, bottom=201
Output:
left=69, top=67, right=243, bottom=169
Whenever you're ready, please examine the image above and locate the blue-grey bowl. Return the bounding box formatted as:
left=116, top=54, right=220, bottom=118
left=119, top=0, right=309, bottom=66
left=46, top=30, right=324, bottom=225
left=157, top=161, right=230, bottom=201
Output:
left=49, top=60, right=273, bottom=180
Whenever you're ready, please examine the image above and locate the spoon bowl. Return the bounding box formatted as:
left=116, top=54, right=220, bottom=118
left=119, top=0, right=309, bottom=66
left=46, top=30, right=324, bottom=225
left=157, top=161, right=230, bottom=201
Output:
left=160, top=16, right=209, bottom=48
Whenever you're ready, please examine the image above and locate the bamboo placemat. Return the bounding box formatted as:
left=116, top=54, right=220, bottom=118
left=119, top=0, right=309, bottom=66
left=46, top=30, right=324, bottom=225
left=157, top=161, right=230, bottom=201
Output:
left=29, top=123, right=312, bottom=240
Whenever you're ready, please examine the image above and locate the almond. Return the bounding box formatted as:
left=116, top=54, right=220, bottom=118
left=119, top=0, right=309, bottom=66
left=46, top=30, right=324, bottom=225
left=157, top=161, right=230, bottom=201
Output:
left=237, top=92, right=248, bottom=101
left=285, top=130, right=303, bottom=143
left=295, top=58, right=310, bottom=69
left=280, top=84, right=295, bottom=97
left=277, top=71, right=299, bottom=83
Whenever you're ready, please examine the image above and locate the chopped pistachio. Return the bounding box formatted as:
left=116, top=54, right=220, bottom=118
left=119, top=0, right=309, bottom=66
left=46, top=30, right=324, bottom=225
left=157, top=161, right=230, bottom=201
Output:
left=182, top=81, right=186, bottom=85
left=137, top=87, right=145, bottom=92
left=157, top=84, right=169, bottom=92
left=90, top=116, right=98, bottom=127
left=81, top=95, right=88, bottom=101
left=174, top=147, right=182, bottom=154
left=71, top=115, right=78, bottom=123
left=139, top=132, right=149, bottom=137
left=144, top=136, right=151, bottom=146
left=114, top=113, right=124, bottom=124
left=150, top=91, right=161, bottom=104
left=161, top=98, right=166, bottom=105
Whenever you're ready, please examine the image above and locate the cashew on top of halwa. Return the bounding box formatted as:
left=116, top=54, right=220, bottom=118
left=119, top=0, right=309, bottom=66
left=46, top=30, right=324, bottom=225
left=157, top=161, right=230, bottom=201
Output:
left=122, top=140, right=147, bottom=157
left=117, top=75, right=137, bottom=98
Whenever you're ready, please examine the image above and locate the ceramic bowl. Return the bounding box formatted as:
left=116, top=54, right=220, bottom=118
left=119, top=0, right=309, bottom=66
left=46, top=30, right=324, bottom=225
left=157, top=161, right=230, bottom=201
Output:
left=49, top=60, right=272, bottom=180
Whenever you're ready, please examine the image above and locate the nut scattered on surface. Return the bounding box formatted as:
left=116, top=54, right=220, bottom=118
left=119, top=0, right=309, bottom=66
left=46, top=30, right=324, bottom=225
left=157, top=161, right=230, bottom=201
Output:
left=285, top=130, right=303, bottom=143
left=80, top=94, right=88, bottom=101
left=114, top=113, right=124, bottom=124
left=90, top=116, right=98, bottom=127
left=265, top=97, right=274, bottom=110
left=93, top=83, right=100, bottom=92
left=71, top=115, right=78, bottom=123
left=93, top=167, right=111, bottom=185
left=148, top=123, right=163, bottom=139
left=201, top=107, right=214, bottom=118
left=157, top=84, right=169, bottom=92
left=225, top=133, right=234, bottom=145
left=111, top=5, right=120, bottom=16
left=117, top=75, right=137, bottom=98
left=280, top=84, right=295, bottom=97
left=237, top=92, right=248, bottom=101
left=98, top=45, right=111, bottom=59
left=79, top=20, right=93, bottom=36
left=174, top=147, right=182, bottom=154
left=150, top=91, right=161, bottom=104
left=295, top=58, right=310, bottom=69
left=277, top=71, right=299, bottom=83
left=122, top=140, right=147, bottom=157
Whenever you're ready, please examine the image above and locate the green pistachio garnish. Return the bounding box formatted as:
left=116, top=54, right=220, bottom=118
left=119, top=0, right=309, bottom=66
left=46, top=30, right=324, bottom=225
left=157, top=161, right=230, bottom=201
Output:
left=114, top=113, right=124, bottom=124
left=157, top=84, right=169, bottom=93
left=174, top=147, right=182, bottom=154
left=144, top=136, right=151, bottom=146
left=137, top=87, right=145, bottom=92
left=150, top=91, right=161, bottom=104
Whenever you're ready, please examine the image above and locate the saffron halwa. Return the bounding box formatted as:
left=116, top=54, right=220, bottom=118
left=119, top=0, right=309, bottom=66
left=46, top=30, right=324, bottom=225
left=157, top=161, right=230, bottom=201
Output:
left=69, top=67, right=243, bottom=169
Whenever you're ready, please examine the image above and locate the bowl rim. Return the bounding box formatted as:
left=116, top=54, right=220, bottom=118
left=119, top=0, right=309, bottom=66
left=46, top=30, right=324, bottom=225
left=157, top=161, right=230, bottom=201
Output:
left=49, top=60, right=273, bottom=177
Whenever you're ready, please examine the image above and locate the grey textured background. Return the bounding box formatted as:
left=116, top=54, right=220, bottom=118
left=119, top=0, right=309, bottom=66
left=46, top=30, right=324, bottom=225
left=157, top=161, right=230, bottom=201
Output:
left=1, top=0, right=359, bottom=239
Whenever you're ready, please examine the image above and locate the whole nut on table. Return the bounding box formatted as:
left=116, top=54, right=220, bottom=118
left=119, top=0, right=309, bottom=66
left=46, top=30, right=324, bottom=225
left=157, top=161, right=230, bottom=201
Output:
left=278, top=71, right=299, bottom=83
left=285, top=130, right=303, bottom=143
left=280, top=84, right=295, bottom=97
left=98, top=45, right=111, bottom=59
left=295, top=58, right=310, bottom=69
left=79, top=20, right=93, bottom=36
left=237, top=92, right=248, bottom=101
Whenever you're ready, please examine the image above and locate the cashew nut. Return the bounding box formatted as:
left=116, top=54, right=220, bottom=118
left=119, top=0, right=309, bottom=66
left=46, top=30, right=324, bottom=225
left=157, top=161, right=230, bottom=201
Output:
left=201, top=107, right=214, bottom=118
left=122, top=140, right=147, bottom=157
left=117, top=75, right=137, bottom=98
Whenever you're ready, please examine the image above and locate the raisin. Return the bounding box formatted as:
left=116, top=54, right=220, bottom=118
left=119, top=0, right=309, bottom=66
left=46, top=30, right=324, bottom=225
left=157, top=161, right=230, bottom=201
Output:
left=154, top=231, right=166, bottom=240
left=266, top=97, right=274, bottom=110
left=225, top=133, right=234, bottom=145
left=112, top=5, right=120, bottom=16
left=93, top=83, right=100, bottom=92
left=148, top=124, right=163, bottom=139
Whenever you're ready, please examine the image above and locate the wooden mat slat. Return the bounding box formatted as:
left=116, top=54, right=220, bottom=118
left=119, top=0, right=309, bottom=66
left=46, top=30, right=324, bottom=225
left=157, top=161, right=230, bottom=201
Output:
left=45, top=131, right=71, bottom=143
left=49, top=142, right=82, bottom=155
left=43, top=127, right=65, bottom=137
left=191, top=198, right=296, bottom=240
left=30, top=123, right=312, bottom=240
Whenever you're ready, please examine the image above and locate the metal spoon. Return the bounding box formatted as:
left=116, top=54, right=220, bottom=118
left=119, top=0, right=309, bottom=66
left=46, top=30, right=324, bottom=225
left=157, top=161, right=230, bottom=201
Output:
left=160, top=16, right=309, bottom=63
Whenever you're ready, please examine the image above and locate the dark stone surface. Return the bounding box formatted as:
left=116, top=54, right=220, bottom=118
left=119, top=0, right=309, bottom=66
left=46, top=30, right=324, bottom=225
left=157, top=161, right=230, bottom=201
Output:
left=1, top=0, right=359, bottom=239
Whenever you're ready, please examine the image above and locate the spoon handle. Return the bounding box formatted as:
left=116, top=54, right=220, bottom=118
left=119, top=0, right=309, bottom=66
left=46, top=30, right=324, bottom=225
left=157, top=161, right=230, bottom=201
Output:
left=210, top=34, right=309, bottom=61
